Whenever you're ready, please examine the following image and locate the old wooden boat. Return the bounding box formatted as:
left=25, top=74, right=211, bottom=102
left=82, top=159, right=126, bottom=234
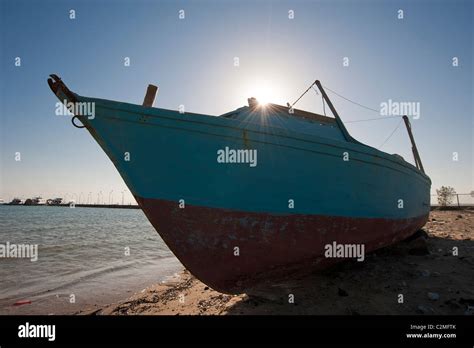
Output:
left=48, top=75, right=431, bottom=293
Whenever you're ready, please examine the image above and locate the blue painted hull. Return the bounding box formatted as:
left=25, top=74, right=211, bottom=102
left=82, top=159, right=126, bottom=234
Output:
left=49, top=76, right=431, bottom=292
left=79, top=96, right=431, bottom=219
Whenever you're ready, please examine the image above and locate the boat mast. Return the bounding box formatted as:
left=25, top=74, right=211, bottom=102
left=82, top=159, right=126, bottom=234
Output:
left=287, top=80, right=354, bottom=143
left=314, top=80, right=353, bottom=143
left=290, top=80, right=426, bottom=174
left=402, top=115, right=425, bottom=173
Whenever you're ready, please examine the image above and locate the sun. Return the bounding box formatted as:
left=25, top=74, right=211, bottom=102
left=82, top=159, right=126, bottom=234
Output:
left=254, top=87, right=272, bottom=106
left=244, top=79, right=274, bottom=106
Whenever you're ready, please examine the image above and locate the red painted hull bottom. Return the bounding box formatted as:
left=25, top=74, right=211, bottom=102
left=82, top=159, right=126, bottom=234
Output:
left=136, top=197, right=428, bottom=294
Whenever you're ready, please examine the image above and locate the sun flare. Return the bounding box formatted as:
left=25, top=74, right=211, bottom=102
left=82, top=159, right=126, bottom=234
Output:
left=244, top=80, right=275, bottom=106
left=253, top=87, right=272, bottom=106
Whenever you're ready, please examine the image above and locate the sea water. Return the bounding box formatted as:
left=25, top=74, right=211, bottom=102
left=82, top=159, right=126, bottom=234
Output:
left=0, top=205, right=182, bottom=314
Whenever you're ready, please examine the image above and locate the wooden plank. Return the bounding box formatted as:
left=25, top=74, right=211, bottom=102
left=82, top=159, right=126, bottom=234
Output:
left=402, top=115, right=425, bottom=173
left=315, top=80, right=353, bottom=142
left=143, top=85, right=158, bottom=107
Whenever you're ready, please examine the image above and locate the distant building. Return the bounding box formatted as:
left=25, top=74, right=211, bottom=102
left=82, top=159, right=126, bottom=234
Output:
left=48, top=197, right=63, bottom=205
left=24, top=197, right=47, bottom=205
left=9, top=198, right=24, bottom=205
left=47, top=198, right=63, bottom=205
left=33, top=197, right=47, bottom=205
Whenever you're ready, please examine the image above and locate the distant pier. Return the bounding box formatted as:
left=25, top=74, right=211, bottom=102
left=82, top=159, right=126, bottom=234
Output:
left=60, top=204, right=141, bottom=209
left=3, top=203, right=140, bottom=209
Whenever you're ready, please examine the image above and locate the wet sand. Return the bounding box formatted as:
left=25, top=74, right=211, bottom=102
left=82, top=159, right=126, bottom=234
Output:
left=80, top=209, right=474, bottom=315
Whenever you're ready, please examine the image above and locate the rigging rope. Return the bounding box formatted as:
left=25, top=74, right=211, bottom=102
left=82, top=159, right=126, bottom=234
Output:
left=378, top=118, right=403, bottom=149
left=345, top=115, right=401, bottom=123
left=322, top=85, right=380, bottom=114
left=289, top=82, right=317, bottom=109
left=321, top=84, right=405, bottom=148
left=319, top=85, right=401, bottom=123
left=290, top=81, right=405, bottom=148
left=310, top=85, right=327, bottom=116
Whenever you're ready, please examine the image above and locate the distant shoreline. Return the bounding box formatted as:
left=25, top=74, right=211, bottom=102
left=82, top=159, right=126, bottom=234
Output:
left=1, top=204, right=140, bottom=209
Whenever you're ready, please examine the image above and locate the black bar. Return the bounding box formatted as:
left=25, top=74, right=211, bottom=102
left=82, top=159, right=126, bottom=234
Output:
left=1, top=315, right=472, bottom=346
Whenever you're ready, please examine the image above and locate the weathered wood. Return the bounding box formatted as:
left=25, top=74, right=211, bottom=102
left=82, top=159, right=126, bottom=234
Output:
left=315, top=80, right=353, bottom=142
left=143, top=85, right=158, bottom=107
left=402, top=115, right=425, bottom=173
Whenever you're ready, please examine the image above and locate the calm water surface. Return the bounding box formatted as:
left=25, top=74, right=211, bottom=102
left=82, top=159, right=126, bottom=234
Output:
left=0, top=205, right=182, bottom=314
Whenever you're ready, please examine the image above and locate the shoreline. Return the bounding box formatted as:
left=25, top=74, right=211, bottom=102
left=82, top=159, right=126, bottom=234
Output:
left=1, top=259, right=183, bottom=315
left=78, top=209, right=473, bottom=315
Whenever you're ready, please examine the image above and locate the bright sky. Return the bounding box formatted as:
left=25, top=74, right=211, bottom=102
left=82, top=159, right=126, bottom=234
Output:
left=0, top=0, right=472, bottom=204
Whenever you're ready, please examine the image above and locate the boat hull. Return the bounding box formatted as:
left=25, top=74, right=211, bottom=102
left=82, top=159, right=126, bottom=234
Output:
left=48, top=76, right=431, bottom=294
left=137, top=196, right=428, bottom=293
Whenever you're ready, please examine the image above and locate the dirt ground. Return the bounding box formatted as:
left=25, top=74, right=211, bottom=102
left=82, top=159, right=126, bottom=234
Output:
left=80, top=209, right=474, bottom=315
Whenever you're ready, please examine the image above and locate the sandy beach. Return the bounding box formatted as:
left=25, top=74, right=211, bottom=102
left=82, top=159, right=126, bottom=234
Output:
left=73, top=209, right=474, bottom=316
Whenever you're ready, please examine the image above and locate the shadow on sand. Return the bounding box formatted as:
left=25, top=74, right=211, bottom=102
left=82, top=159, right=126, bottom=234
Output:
left=224, top=212, right=474, bottom=315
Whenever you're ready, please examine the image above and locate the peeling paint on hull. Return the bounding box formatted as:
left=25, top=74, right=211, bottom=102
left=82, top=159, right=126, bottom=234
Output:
left=136, top=196, right=428, bottom=294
